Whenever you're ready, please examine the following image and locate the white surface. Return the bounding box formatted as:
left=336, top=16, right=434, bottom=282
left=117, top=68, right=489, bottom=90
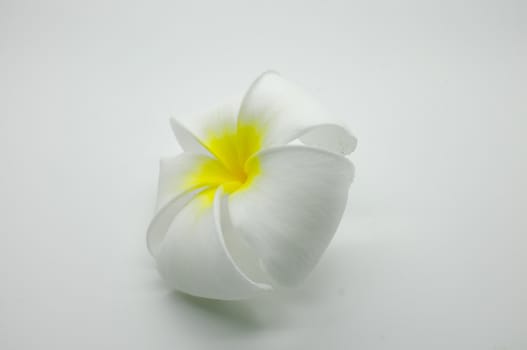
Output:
left=1, top=1, right=526, bottom=349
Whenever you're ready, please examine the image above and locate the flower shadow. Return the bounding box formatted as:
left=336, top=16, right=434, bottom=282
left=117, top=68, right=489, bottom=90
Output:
left=161, top=248, right=345, bottom=334
left=164, top=290, right=288, bottom=336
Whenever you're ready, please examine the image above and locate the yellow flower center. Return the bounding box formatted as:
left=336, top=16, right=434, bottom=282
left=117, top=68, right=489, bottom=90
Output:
left=185, top=121, right=264, bottom=207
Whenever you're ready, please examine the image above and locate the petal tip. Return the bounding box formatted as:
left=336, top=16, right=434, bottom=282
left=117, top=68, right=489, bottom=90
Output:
left=260, top=69, right=280, bottom=77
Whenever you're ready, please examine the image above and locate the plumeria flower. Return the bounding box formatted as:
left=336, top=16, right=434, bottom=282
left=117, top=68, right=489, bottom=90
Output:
left=147, top=72, right=357, bottom=300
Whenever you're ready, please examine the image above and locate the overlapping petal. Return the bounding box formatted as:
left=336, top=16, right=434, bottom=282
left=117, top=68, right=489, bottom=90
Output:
left=147, top=190, right=199, bottom=256
left=148, top=153, right=214, bottom=256
left=155, top=153, right=212, bottom=210
left=155, top=187, right=271, bottom=299
left=228, top=146, right=354, bottom=285
left=238, top=71, right=357, bottom=154
left=148, top=151, right=242, bottom=256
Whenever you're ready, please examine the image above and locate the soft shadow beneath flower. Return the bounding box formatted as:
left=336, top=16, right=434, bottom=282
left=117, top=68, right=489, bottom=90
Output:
left=165, top=291, right=284, bottom=332
left=161, top=247, right=345, bottom=332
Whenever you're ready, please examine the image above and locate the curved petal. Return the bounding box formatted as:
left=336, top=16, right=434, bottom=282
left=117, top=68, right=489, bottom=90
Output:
left=147, top=189, right=201, bottom=256
left=155, top=153, right=217, bottom=210
left=150, top=152, right=232, bottom=256
left=238, top=71, right=357, bottom=155
left=155, top=187, right=271, bottom=300
left=170, top=98, right=240, bottom=156
left=228, top=145, right=354, bottom=286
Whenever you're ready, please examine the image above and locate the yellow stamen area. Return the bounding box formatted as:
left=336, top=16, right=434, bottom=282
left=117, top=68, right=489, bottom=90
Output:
left=185, top=121, right=264, bottom=208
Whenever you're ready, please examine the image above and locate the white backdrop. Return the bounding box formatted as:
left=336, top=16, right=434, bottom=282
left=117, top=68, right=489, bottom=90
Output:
left=1, top=1, right=526, bottom=349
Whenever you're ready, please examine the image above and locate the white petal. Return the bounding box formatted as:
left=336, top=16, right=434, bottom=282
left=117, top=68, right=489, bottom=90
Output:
left=155, top=153, right=214, bottom=210
left=170, top=99, right=239, bottom=156
left=149, top=152, right=224, bottom=256
left=228, top=145, right=354, bottom=286
left=147, top=190, right=199, bottom=256
left=155, top=187, right=271, bottom=300
left=238, top=71, right=357, bottom=154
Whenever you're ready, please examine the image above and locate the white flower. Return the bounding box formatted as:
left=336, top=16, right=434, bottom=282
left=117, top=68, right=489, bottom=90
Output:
left=147, top=72, right=357, bottom=300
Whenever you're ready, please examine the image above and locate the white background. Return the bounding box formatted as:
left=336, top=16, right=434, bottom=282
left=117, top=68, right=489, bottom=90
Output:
left=1, top=1, right=526, bottom=349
